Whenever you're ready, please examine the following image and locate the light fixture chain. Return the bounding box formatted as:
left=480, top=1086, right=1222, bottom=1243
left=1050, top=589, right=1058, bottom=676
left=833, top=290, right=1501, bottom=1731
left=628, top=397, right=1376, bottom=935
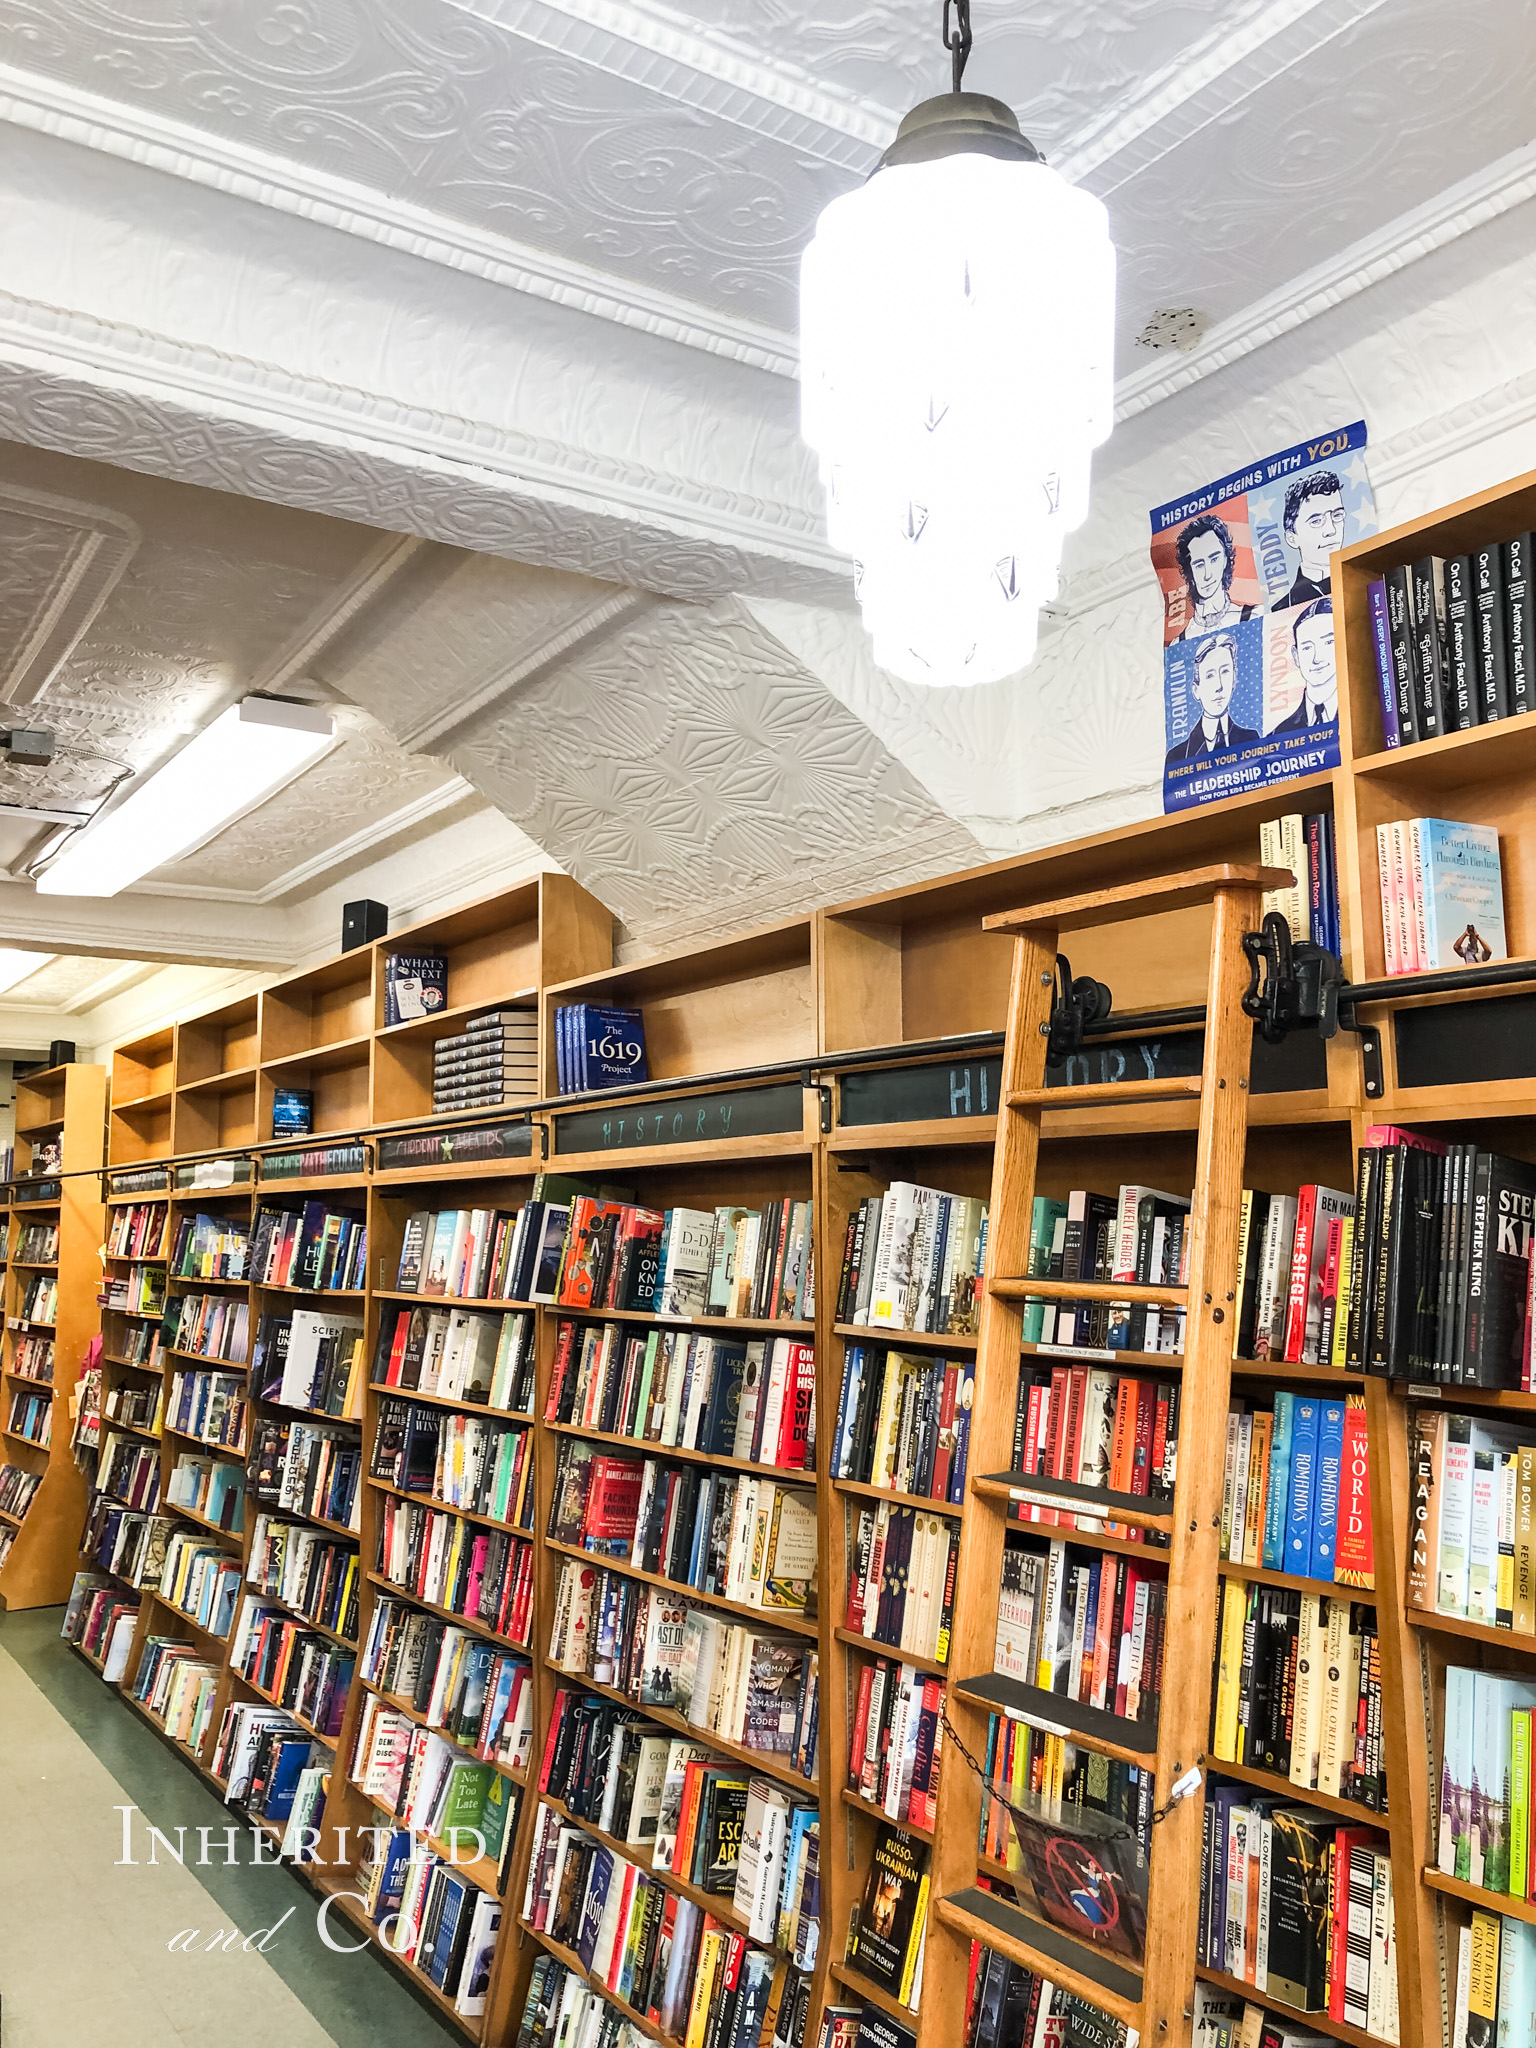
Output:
left=942, top=0, right=972, bottom=94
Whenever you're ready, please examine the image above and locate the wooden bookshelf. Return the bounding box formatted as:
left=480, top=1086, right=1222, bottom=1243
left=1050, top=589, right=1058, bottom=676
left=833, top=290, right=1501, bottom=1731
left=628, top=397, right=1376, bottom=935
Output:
left=0, top=1061, right=107, bottom=1609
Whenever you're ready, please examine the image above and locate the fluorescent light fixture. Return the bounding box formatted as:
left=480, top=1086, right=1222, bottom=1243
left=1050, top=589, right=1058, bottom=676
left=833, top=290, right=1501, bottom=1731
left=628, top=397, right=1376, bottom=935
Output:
left=36, top=698, right=334, bottom=898
left=0, top=949, right=52, bottom=994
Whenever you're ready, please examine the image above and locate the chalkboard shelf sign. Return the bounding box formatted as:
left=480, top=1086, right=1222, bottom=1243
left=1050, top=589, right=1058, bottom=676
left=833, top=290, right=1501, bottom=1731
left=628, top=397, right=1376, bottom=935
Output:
left=834, top=1025, right=1325, bottom=1131
left=375, top=1119, right=534, bottom=1174
left=553, top=1078, right=807, bottom=1155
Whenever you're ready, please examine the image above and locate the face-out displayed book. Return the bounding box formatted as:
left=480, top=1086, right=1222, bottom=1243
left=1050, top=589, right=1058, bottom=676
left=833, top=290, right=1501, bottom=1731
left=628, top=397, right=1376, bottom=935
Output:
left=846, top=1821, right=928, bottom=2010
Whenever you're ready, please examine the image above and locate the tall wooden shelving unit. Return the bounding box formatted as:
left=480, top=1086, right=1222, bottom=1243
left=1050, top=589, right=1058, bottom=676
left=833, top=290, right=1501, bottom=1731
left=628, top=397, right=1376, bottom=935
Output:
left=48, top=454, right=1536, bottom=2048
left=1, top=1060, right=108, bottom=1610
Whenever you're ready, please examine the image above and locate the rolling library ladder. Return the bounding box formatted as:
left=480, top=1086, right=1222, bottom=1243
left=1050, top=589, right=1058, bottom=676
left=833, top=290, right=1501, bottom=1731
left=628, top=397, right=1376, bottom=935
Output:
left=921, top=863, right=1289, bottom=2048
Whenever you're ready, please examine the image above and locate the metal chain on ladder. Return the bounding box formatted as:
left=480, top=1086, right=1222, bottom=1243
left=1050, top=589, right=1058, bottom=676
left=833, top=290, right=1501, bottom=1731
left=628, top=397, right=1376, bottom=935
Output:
left=937, top=1705, right=1205, bottom=1841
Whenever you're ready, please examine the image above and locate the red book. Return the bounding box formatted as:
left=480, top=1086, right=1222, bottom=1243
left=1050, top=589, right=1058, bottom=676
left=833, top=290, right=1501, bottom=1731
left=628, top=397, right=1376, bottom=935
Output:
left=775, top=1342, right=816, bottom=1469
left=1335, top=1393, right=1375, bottom=1585
left=584, top=1456, right=646, bottom=1543
left=1061, top=1364, right=1089, bottom=1495
left=1282, top=1185, right=1319, bottom=1363
left=847, top=1663, right=876, bottom=1791
left=767, top=1197, right=794, bottom=1323
left=1129, top=1379, right=1157, bottom=1505
left=931, top=1362, right=959, bottom=1502
left=1112, top=1565, right=1142, bottom=1718
left=1327, top=1829, right=1374, bottom=2020
left=1015, top=1379, right=1046, bottom=1525
left=1105, top=1376, right=1138, bottom=1535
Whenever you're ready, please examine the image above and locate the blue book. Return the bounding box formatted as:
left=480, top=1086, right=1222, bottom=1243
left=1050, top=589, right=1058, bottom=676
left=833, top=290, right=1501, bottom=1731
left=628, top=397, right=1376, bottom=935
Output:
left=832, top=1345, right=863, bottom=1480
left=1310, top=1399, right=1347, bottom=1581
left=726, top=1948, right=777, bottom=2048
left=687, top=1476, right=714, bottom=1589
left=574, top=1847, right=612, bottom=1970
left=426, top=1871, right=469, bottom=1989
left=373, top=1828, right=415, bottom=1921
left=1499, top=1908, right=1536, bottom=2048
left=1262, top=1391, right=1294, bottom=1570
left=1285, top=1397, right=1321, bottom=1576
left=1419, top=817, right=1506, bottom=969
left=698, top=1343, right=747, bottom=1456
left=263, top=1737, right=314, bottom=1823
left=577, top=1004, right=648, bottom=1090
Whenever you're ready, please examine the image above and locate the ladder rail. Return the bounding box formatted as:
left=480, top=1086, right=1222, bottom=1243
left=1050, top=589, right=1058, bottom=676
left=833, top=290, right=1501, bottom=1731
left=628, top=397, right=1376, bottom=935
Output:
left=916, top=873, right=1265, bottom=2048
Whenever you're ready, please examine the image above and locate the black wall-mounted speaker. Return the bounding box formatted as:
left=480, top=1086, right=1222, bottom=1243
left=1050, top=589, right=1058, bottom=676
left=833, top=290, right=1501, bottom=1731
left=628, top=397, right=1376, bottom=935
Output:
left=342, top=899, right=387, bottom=952
left=48, top=1040, right=76, bottom=1067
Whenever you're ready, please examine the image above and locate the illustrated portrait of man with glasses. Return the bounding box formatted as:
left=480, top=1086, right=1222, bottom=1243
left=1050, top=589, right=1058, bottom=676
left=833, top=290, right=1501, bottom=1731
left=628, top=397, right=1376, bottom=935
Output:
left=1272, top=471, right=1348, bottom=609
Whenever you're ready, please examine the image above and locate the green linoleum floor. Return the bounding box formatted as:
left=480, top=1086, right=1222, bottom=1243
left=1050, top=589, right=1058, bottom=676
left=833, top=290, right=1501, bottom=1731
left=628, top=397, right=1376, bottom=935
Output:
left=0, top=1606, right=464, bottom=2048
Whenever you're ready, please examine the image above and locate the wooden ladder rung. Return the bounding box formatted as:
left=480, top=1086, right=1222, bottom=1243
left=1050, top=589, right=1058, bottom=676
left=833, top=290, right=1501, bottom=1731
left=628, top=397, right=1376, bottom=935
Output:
left=989, top=1277, right=1189, bottom=1307
left=933, top=1889, right=1145, bottom=2029
left=981, top=861, right=1294, bottom=936
left=1007, top=1075, right=1204, bottom=1109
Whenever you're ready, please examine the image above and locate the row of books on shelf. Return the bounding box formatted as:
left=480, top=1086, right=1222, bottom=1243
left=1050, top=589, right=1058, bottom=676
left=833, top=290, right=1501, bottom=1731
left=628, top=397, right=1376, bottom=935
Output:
left=212, top=1699, right=329, bottom=1844
left=7, top=1388, right=50, bottom=1444
left=61, top=1574, right=140, bottom=1678
left=14, top=1219, right=58, bottom=1261
left=548, top=1560, right=819, bottom=1776
left=107, top=1200, right=166, bottom=1259
left=248, top=1513, right=360, bottom=1642
left=1022, top=1188, right=1187, bottom=1355
left=354, top=1813, right=504, bottom=2016
left=231, top=1594, right=355, bottom=1738
left=1221, top=1393, right=1374, bottom=1584
left=168, top=1368, right=247, bottom=1450
left=21, top=1274, right=59, bottom=1323
left=350, top=1687, right=521, bottom=1874
left=0, top=1461, right=41, bottom=1519
left=994, top=1535, right=1163, bottom=1728
left=98, top=1432, right=161, bottom=1511
left=953, top=1945, right=1129, bottom=2048
left=1453, top=1909, right=1536, bottom=2048
left=1259, top=811, right=1342, bottom=961
left=550, top=1438, right=816, bottom=1614
left=131, top=1634, right=222, bottom=1753
left=250, top=1199, right=367, bottom=1293
left=1410, top=1408, right=1536, bottom=1629
left=113, top=1321, right=162, bottom=1368
left=102, top=1377, right=159, bottom=1434
left=517, top=1928, right=813, bottom=2048
left=255, top=1308, right=366, bottom=1420
left=1438, top=1664, right=1536, bottom=1898
left=0, top=1523, right=14, bottom=1570
left=375, top=1496, right=535, bottom=1646
left=395, top=1200, right=543, bottom=1301
left=1352, top=1131, right=1535, bottom=1385
left=1374, top=819, right=1507, bottom=975
left=164, top=1291, right=249, bottom=1364
left=1236, top=1187, right=1353, bottom=1367
left=541, top=1687, right=820, bottom=1948
left=159, top=1526, right=242, bottom=1638
left=554, top=1000, right=649, bottom=1092
left=1193, top=1989, right=1357, bottom=2048
left=373, top=1396, right=535, bottom=1526
left=103, top=1264, right=161, bottom=1317
left=835, top=1182, right=986, bottom=1338
left=1367, top=542, right=1533, bottom=746
left=849, top=1658, right=944, bottom=1831
left=170, top=1209, right=250, bottom=1279
left=165, top=1451, right=245, bottom=1531
left=845, top=1502, right=957, bottom=1667
left=375, top=1302, right=538, bottom=1411
left=1212, top=1586, right=1386, bottom=1810
left=832, top=1344, right=974, bottom=1506
left=361, top=1593, right=535, bottom=1768
left=1008, top=1362, right=1177, bottom=1534
left=249, top=1415, right=362, bottom=1529
left=560, top=1195, right=815, bottom=1325
left=1199, top=1784, right=1398, bottom=2040
left=11, top=1331, right=52, bottom=1380
left=549, top=1319, right=815, bottom=1473
left=83, top=1494, right=169, bottom=1584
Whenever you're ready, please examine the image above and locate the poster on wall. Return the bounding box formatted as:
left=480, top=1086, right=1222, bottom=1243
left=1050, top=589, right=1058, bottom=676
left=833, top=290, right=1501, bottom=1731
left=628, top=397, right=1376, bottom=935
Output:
left=1150, top=420, right=1377, bottom=814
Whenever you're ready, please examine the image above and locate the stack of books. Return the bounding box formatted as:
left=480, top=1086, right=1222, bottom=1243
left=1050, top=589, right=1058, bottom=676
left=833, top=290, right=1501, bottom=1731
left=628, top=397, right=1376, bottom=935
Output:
left=432, top=1007, right=539, bottom=1114
left=1374, top=818, right=1505, bottom=973
left=60, top=1571, right=141, bottom=1678
left=1008, top=1363, right=1179, bottom=1533
left=169, top=1210, right=250, bottom=1279
left=844, top=1502, right=958, bottom=1666
left=977, top=1708, right=1154, bottom=1873
left=106, top=1200, right=167, bottom=1258
left=832, top=1346, right=974, bottom=1506
left=557, top=1196, right=815, bottom=1324
left=353, top=1818, right=503, bottom=2016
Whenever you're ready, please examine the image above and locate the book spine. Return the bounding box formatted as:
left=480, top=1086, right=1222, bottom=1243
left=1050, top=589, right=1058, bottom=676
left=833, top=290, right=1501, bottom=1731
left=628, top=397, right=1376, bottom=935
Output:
left=1366, top=576, right=1399, bottom=747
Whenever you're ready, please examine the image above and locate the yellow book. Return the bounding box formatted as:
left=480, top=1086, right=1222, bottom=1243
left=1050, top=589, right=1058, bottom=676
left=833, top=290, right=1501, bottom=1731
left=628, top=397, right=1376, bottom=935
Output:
left=1330, top=1217, right=1354, bottom=1370
left=1213, top=1578, right=1246, bottom=1761
left=1469, top=1908, right=1501, bottom=2045
left=684, top=1927, right=726, bottom=2048
left=1244, top=1412, right=1271, bottom=1568
left=898, top=1872, right=929, bottom=2009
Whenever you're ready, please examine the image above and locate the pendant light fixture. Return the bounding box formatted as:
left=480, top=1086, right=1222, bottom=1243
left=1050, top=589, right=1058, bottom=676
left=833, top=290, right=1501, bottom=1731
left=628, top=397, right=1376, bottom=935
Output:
left=800, top=1, right=1116, bottom=687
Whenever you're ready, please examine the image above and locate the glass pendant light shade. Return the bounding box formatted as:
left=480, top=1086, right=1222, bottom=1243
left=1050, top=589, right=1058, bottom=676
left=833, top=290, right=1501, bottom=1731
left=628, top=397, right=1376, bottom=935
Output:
left=801, top=101, right=1116, bottom=687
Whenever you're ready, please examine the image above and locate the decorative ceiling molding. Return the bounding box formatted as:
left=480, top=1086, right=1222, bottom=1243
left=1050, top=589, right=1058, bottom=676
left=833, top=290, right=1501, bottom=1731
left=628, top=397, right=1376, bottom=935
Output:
left=0, top=881, right=296, bottom=968
left=398, top=589, right=659, bottom=752
left=243, top=533, right=430, bottom=700
left=0, top=476, right=139, bottom=705
left=1115, top=138, right=1536, bottom=422
left=0, top=333, right=847, bottom=603
left=0, top=60, right=799, bottom=378
left=444, top=0, right=892, bottom=162
left=129, top=775, right=480, bottom=907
